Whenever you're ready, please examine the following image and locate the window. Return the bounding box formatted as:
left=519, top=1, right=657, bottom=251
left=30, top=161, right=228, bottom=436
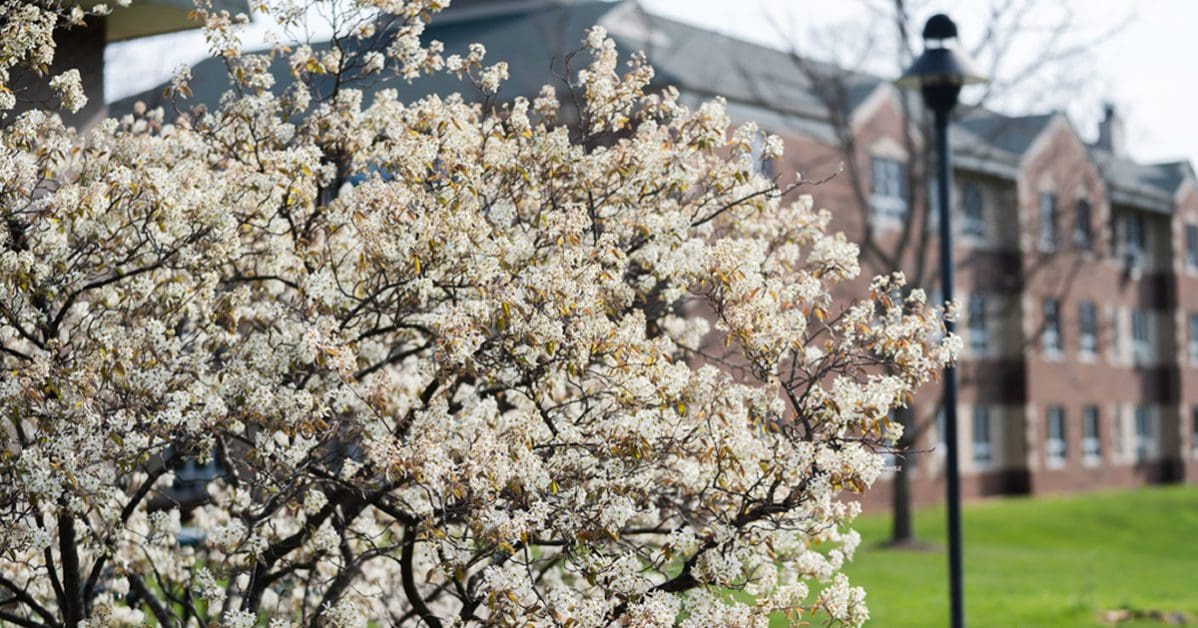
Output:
left=968, top=294, right=988, bottom=353
left=871, top=157, right=908, bottom=219
left=961, top=181, right=984, bottom=237
left=1191, top=407, right=1198, bottom=455
left=1079, top=302, right=1097, bottom=356
left=1043, top=299, right=1062, bottom=354
left=1192, top=407, right=1198, bottom=455
left=1082, top=406, right=1101, bottom=462
left=1123, top=212, right=1145, bottom=266
left=1110, top=309, right=1122, bottom=359
left=749, top=131, right=775, bottom=179
left=1134, top=406, right=1153, bottom=461
left=920, top=287, right=946, bottom=343
left=1189, top=314, right=1198, bottom=363
left=936, top=407, right=947, bottom=450
left=1113, top=411, right=1125, bottom=459
left=925, top=177, right=940, bottom=232
left=1187, top=224, right=1198, bottom=269
left=972, top=406, right=992, bottom=468
left=1074, top=199, right=1092, bottom=249
left=1039, top=192, right=1057, bottom=250
left=1046, top=406, right=1067, bottom=464
left=1131, top=310, right=1150, bottom=363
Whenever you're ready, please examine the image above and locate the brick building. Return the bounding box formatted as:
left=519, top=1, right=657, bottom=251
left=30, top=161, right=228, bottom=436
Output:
left=115, top=0, right=1198, bottom=505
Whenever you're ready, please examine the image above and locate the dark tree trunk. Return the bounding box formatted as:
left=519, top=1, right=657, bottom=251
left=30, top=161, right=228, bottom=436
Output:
left=889, top=404, right=915, bottom=544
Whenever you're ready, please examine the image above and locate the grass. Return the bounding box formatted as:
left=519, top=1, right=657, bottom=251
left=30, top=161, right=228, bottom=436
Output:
left=815, top=484, right=1198, bottom=626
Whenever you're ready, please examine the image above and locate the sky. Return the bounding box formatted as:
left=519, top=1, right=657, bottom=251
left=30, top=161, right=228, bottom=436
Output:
left=105, top=0, right=1198, bottom=167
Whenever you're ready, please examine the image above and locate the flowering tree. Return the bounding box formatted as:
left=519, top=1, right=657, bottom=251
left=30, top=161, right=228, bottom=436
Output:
left=0, top=1, right=957, bottom=625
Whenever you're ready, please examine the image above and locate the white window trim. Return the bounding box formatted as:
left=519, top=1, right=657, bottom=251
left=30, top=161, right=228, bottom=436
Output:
left=1043, top=300, right=1063, bottom=358
left=870, top=157, right=908, bottom=221
left=1134, top=408, right=1155, bottom=462
left=1131, top=311, right=1151, bottom=365
left=1185, top=224, right=1198, bottom=272
left=1079, top=304, right=1098, bottom=360
left=972, top=407, right=994, bottom=471
left=968, top=295, right=989, bottom=356
left=1082, top=408, right=1101, bottom=467
left=1189, top=315, right=1198, bottom=365
left=1045, top=408, right=1067, bottom=468
left=1038, top=192, right=1057, bottom=252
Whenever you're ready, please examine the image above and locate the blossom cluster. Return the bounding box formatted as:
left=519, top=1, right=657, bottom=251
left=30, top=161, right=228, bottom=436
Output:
left=0, top=2, right=956, bottom=626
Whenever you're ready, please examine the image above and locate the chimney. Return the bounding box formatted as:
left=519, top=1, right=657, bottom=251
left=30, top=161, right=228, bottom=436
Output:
left=1097, top=102, right=1126, bottom=157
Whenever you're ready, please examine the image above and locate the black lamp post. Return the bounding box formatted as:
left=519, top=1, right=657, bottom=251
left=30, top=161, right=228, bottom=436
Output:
left=895, top=13, right=987, bottom=628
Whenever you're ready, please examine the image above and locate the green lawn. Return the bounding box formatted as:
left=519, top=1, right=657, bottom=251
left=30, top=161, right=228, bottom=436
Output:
left=820, top=485, right=1198, bottom=626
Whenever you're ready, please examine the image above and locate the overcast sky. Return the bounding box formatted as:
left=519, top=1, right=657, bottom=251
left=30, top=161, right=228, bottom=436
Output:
left=106, top=0, right=1198, bottom=166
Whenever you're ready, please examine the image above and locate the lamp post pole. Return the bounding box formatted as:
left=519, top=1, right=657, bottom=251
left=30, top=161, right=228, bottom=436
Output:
left=896, top=13, right=987, bottom=628
left=933, top=101, right=965, bottom=628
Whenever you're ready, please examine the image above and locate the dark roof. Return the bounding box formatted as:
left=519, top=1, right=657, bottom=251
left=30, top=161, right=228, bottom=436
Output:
left=110, top=0, right=1194, bottom=211
left=955, top=110, right=1056, bottom=157
left=603, top=5, right=879, bottom=120
left=1091, top=149, right=1180, bottom=213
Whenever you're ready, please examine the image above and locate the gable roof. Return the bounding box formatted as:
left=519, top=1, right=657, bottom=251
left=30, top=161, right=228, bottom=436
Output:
left=1091, top=149, right=1183, bottom=213
left=109, top=0, right=1193, bottom=212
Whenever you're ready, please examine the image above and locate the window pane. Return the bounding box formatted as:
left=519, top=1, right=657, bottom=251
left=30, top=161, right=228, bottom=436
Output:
left=1187, top=224, right=1198, bottom=267
left=1047, top=406, right=1067, bottom=463
left=1192, top=407, right=1198, bottom=453
left=1190, top=314, right=1198, bottom=362
left=1043, top=299, right=1061, bottom=352
left=972, top=406, right=992, bottom=467
left=1039, top=193, right=1056, bottom=249
left=1080, top=302, right=1097, bottom=354
left=962, top=182, right=984, bottom=237
left=1083, top=406, right=1101, bottom=459
left=1135, top=406, right=1152, bottom=461
left=1074, top=199, right=1092, bottom=248
left=969, top=294, right=987, bottom=352
left=872, top=157, right=908, bottom=218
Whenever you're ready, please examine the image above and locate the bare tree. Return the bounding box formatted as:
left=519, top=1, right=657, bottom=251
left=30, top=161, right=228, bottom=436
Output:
left=750, top=0, right=1129, bottom=545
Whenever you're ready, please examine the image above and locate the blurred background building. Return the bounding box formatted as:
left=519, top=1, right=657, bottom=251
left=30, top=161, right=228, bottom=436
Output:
left=96, top=0, right=1198, bottom=510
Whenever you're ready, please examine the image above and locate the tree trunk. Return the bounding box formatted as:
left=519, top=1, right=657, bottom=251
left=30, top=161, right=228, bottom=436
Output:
left=889, top=405, right=915, bottom=544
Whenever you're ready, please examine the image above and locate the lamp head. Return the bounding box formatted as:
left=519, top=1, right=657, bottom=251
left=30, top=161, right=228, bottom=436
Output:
left=896, top=14, right=988, bottom=114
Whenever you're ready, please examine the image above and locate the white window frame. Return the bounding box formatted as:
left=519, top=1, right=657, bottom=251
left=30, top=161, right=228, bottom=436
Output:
left=961, top=181, right=984, bottom=238
left=748, top=131, right=775, bottom=179
left=1186, top=223, right=1198, bottom=270
left=1079, top=302, right=1097, bottom=357
left=1043, top=299, right=1062, bottom=355
left=871, top=157, right=908, bottom=220
left=1191, top=407, right=1198, bottom=457
left=1082, top=406, right=1101, bottom=465
left=935, top=407, right=947, bottom=452
left=1073, top=199, right=1092, bottom=249
left=1112, top=411, right=1125, bottom=461
left=1038, top=192, right=1057, bottom=251
left=1189, top=314, right=1198, bottom=364
left=972, top=406, right=993, bottom=469
left=968, top=294, right=988, bottom=354
left=1134, top=405, right=1154, bottom=462
left=1109, top=308, right=1122, bottom=362
left=1122, top=212, right=1145, bottom=269
left=1046, top=406, right=1067, bottom=466
left=1131, top=310, right=1151, bottom=364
